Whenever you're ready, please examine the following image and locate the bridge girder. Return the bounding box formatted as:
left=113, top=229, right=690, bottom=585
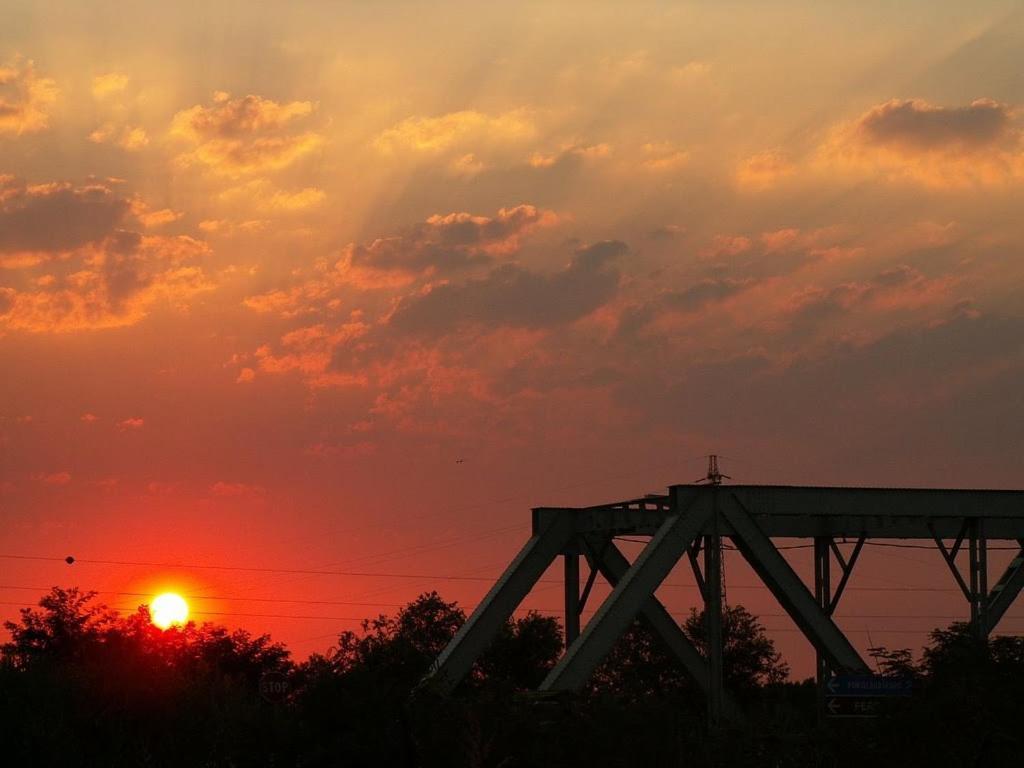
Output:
left=421, top=483, right=1024, bottom=723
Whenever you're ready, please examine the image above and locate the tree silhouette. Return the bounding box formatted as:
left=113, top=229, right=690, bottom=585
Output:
left=682, top=604, right=790, bottom=689
left=590, top=604, right=788, bottom=702
left=6, top=586, right=1022, bottom=767
left=2, top=586, right=118, bottom=668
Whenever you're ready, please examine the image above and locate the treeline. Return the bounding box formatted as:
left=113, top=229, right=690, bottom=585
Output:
left=1, top=587, right=1022, bottom=767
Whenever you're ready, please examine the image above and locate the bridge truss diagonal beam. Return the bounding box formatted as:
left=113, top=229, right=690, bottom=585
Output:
left=420, top=514, right=573, bottom=694
left=722, top=493, right=869, bottom=674
left=540, top=488, right=711, bottom=691
left=984, top=542, right=1024, bottom=636
left=583, top=535, right=740, bottom=719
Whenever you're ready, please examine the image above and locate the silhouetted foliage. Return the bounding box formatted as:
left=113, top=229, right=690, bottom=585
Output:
left=590, top=603, right=788, bottom=704
left=683, top=604, right=790, bottom=689
left=4, top=587, right=1024, bottom=767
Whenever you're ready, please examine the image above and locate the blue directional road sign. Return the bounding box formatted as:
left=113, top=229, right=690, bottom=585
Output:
left=826, top=675, right=912, bottom=697
left=825, top=697, right=882, bottom=718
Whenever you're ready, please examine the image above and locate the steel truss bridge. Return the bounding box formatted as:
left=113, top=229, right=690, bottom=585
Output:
left=421, top=483, right=1024, bottom=722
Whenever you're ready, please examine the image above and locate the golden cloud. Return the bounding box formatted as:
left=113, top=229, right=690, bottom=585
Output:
left=89, top=123, right=149, bottom=151
left=528, top=142, right=611, bottom=168
left=171, top=92, right=322, bottom=175
left=0, top=230, right=214, bottom=333
left=0, top=57, right=58, bottom=136
left=243, top=204, right=560, bottom=315
left=374, top=109, right=535, bottom=154
left=91, top=72, right=129, bottom=99
left=33, top=471, right=71, bottom=485
left=218, top=178, right=325, bottom=211
left=338, top=204, right=560, bottom=288
left=736, top=149, right=796, bottom=189
left=640, top=142, right=688, bottom=171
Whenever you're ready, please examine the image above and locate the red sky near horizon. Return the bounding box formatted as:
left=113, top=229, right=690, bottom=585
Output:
left=2, top=1, right=1024, bottom=678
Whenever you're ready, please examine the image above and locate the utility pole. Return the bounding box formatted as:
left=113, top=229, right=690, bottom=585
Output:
left=699, top=455, right=729, bottom=726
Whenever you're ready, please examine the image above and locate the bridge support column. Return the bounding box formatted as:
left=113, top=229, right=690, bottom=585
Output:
left=564, top=552, right=580, bottom=647
left=814, top=537, right=831, bottom=720
left=705, top=489, right=725, bottom=726
left=969, top=519, right=988, bottom=642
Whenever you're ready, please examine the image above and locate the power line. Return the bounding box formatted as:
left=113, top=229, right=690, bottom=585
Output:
left=0, top=552, right=971, bottom=592
left=0, top=584, right=408, bottom=609
left=3, top=587, right=1023, bottom=626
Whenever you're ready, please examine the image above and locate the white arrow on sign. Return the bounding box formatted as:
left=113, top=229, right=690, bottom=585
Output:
left=827, top=698, right=840, bottom=715
left=826, top=677, right=838, bottom=694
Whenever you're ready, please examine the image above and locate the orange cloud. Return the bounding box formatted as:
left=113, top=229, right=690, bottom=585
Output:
left=244, top=204, right=559, bottom=316
left=374, top=109, right=535, bottom=154
left=1, top=177, right=215, bottom=332
left=640, top=142, right=688, bottom=171
left=89, top=123, right=149, bottom=151
left=171, top=92, right=322, bottom=175
left=248, top=229, right=624, bottom=404
left=339, top=204, right=560, bottom=286
left=218, top=179, right=325, bottom=211
left=254, top=321, right=370, bottom=388
left=736, top=149, right=796, bottom=188
left=782, top=265, right=954, bottom=335
left=91, top=72, right=129, bottom=99
left=1, top=231, right=214, bottom=333
left=820, top=98, right=1024, bottom=186
left=529, top=142, right=611, bottom=168
left=118, top=417, right=145, bottom=429
left=210, top=480, right=265, bottom=498
left=33, top=471, right=71, bottom=485
left=0, top=57, right=58, bottom=135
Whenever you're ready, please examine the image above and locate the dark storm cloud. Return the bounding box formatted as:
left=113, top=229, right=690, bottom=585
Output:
left=665, top=278, right=752, bottom=312
left=344, top=205, right=555, bottom=277
left=855, top=98, right=1015, bottom=152
left=386, top=240, right=626, bottom=335
left=616, top=276, right=754, bottom=340
left=0, top=177, right=130, bottom=253
left=615, top=305, right=1024, bottom=442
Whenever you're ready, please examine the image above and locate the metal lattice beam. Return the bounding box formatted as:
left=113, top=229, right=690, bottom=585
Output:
left=722, top=493, right=869, bottom=673
left=540, top=488, right=711, bottom=691
left=420, top=514, right=572, bottom=694
left=983, top=542, right=1024, bottom=636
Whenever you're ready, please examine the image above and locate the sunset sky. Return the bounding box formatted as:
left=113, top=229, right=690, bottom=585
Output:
left=3, top=1, right=1024, bottom=675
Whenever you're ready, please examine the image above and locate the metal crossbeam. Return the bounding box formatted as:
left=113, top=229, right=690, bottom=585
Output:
left=722, top=494, right=869, bottom=673
left=536, top=486, right=1024, bottom=539
left=829, top=536, right=865, bottom=614
left=931, top=521, right=973, bottom=602
left=540, top=488, right=711, bottom=691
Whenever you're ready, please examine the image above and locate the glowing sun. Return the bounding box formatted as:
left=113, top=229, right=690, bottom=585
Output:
left=151, top=592, right=189, bottom=629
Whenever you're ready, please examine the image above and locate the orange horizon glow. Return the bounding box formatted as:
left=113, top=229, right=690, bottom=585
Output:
left=3, top=1, right=1024, bottom=679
